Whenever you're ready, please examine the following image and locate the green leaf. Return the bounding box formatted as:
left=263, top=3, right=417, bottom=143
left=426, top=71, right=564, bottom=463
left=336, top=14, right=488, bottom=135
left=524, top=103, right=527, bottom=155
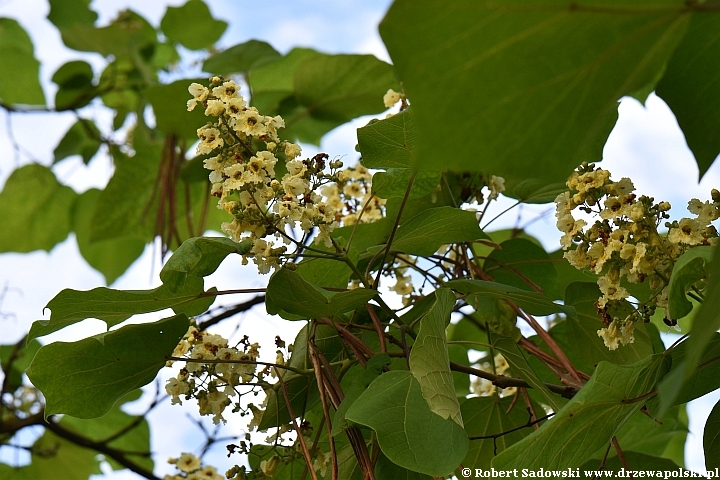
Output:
left=332, top=354, right=390, bottom=436
left=73, top=189, right=146, bottom=284
left=491, top=355, right=669, bottom=469
left=379, top=1, right=688, bottom=184
left=0, top=18, right=45, bottom=105
left=27, top=314, right=189, bottom=418
left=161, top=0, right=227, bottom=50
left=461, top=396, right=545, bottom=470
left=557, top=282, right=655, bottom=372
left=53, top=119, right=102, bottom=164
left=409, top=289, right=462, bottom=426
left=148, top=78, right=209, bottom=138
left=60, top=10, right=156, bottom=60
left=680, top=242, right=720, bottom=382
left=447, top=279, right=576, bottom=318
left=391, top=207, right=488, bottom=257
left=265, top=267, right=376, bottom=319
left=47, top=0, right=97, bottom=29
left=279, top=53, right=400, bottom=144
left=27, top=276, right=211, bottom=342
left=579, top=452, right=685, bottom=473
left=371, top=169, right=441, bottom=200
left=0, top=339, right=41, bottom=392
left=248, top=47, right=321, bottom=113
left=667, top=246, right=713, bottom=320
left=510, top=180, right=567, bottom=204
left=0, top=164, right=76, bottom=253
left=358, top=109, right=415, bottom=170
left=59, top=390, right=153, bottom=471
left=52, top=60, right=96, bottom=110
left=90, top=128, right=161, bottom=242
left=202, top=40, right=281, bottom=75
left=706, top=399, right=720, bottom=470
left=609, top=406, right=687, bottom=467
left=0, top=430, right=100, bottom=479
left=160, top=237, right=251, bottom=292
left=491, top=334, right=565, bottom=412
left=375, top=453, right=433, bottom=480
left=656, top=13, right=720, bottom=178
left=484, top=237, right=558, bottom=293
left=345, top=371, right=468, bottom=477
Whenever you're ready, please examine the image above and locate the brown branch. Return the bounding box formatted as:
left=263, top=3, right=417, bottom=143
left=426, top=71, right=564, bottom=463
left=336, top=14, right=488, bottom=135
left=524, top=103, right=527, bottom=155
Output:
left=196, top=295, right=266, bottom=331
left=612, top=437, right=632, bottom=478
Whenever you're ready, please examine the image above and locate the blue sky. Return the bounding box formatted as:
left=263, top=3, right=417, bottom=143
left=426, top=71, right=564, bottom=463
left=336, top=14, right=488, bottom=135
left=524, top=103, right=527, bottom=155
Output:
left=0, top=0, right=718, bottom=476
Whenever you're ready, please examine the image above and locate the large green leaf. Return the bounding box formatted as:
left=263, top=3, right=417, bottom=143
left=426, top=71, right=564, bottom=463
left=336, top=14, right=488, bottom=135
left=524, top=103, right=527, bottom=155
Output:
left=345, top=371, right=468, bottom=477
left=60, top=10, right=156, bottom=60
left=409, top=289, right=462, bottom=426
left=90, top=128, right=161, bottom=242
left=147, top=78, right=208, bottom=138
left=265, top=267, right=376, bottom=319
left=680, top=242, right=720, bottom=383
left=53, top=118, right=102, bottom=165
left=0, top=164, right=77, bottom=253
left=0, top=18, right=45, bottom=105
left=491, top=355, right=669, bottom=469
left=656, top=13, right=720, bottom=177
left=27, top=276, right=211, bottom=342
left=557, top=282, right=655, bottom=372
left=666, top=246, right=713, bottom=320
left=202, top=40, right=281, bottom=75
left=379, top=1, right=689, bottom=183
left=247, top=47, right=320, bottom=113
left=391, top=207, right=488, bottom=257
left=278, top=53, right=399, bottom=144
left=332, top=354, right=390, bottom=436
left=706, top=399, right=720, bottom=470
left=371, top=168, right=442, bottom=200
left=73, top=189, right=146, bottom=284
left=358, top=109, right=415, bottom=170
left=447, top=279, right=576, bottom=318
left=484, top=237, right=558, bottom=294
left=27, top=315, right=189, bottom=418
left=160, top=236, right=251, bottom=292
left=160, top=0, right=227, bottom=50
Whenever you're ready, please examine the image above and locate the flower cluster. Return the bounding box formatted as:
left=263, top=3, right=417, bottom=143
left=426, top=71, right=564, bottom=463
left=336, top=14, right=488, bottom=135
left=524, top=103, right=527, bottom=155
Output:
left=556, top=163, right=720, bottom=349
left=164, top=453, right=222, bottom=480
left=471, top=353, right=515, bottom=397
left=165, top=325, right=267, bottom=424
left=189, top=78, right=386, bottom=274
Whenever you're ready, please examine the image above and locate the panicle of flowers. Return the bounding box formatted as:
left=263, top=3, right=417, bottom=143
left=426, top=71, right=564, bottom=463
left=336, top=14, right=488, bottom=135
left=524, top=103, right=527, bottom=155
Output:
left=165, top=325, right=262, bottom=425
left=189, top=77, right=386, bottom=275
left=556, top=162, right=720, bottom=349
left=165, top=453, right=223, bottom=480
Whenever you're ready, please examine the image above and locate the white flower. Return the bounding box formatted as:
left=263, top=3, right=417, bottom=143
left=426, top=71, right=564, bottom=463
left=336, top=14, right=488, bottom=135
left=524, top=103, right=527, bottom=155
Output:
left=488, top=175, right=505, bottom=200
left=284, top=142, right=302, bottom=160
left=173, top=453, right=201, bottom=473
left=187, top=83, right=209, bottom=111
left=383, top=88, right=403, bottom=108
left=204, top=99, right=224, bottom=116
left=211, top=80, right=240, bottom=102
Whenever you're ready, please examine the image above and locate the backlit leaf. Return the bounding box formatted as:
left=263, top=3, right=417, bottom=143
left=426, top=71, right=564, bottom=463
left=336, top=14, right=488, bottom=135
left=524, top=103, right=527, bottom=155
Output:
left=345, top=371, right=468, bottom=477
left=203, top=40, right=281, bottom=75
left=27, top=315, right=189, bottom=418
left=161, top=0, right=227, bottom=50
left=0, top=18, right=45, bottom=105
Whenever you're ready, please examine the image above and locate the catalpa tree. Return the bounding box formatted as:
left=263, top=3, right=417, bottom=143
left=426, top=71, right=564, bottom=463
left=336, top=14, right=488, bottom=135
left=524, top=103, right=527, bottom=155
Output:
left=1, top=1, right=719, bottom=479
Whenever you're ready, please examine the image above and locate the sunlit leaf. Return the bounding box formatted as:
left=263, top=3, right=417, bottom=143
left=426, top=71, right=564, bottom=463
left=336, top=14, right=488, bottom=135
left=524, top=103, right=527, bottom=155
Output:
left=0, top=18, right=45, bottom=105
left=380, top=1, right=688, bottom=183
left=203, top=40, right=281, bottom=75
left=47, top=0, right=97, bottom=29
left=161, top=0, right=227, bottom=50
left=27, top=276, right=211, bottom=342
left=27, top=315, right=189, bottom=418
left=53, top=119, right=102, bottom=164
left=666, top=246, right=713, bottom=320
left=492, top=355, right=669, bottom=469
left=409, top=289, right=462, bottom=425
left=0, top=164, right=76, bottom=253
left=52, top=60, right=96, bottom=110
